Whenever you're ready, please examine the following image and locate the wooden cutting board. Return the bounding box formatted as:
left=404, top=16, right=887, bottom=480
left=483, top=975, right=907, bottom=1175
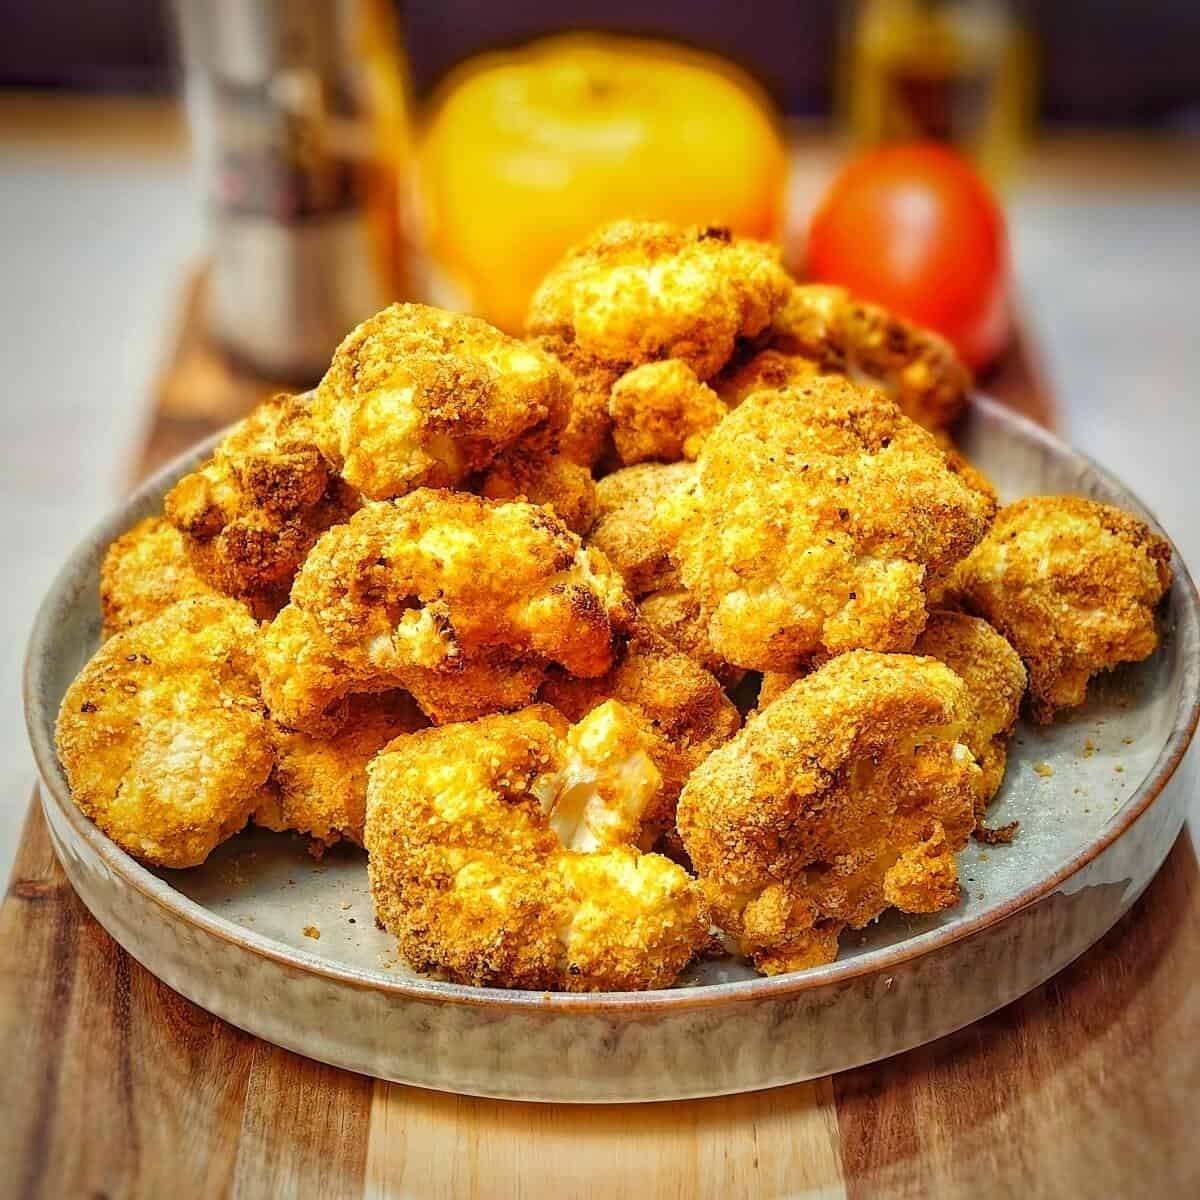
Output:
left=3, top=282, right=1197, bottom=1199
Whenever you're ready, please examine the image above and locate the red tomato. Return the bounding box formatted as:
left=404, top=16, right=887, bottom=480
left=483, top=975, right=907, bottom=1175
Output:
left=806, top=144, right=1010, bottom=368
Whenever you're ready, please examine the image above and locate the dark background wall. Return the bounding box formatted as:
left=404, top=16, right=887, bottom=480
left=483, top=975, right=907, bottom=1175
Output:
left=1, top=1, right=1198, bottom=127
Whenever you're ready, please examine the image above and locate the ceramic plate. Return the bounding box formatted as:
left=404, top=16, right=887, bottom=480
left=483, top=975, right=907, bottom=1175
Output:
left=24, top=395, right=1200, bottom=1102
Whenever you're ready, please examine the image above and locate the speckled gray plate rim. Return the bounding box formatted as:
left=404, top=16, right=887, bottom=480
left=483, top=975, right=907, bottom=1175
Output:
left=22, top=393, right=1200, bottom=1014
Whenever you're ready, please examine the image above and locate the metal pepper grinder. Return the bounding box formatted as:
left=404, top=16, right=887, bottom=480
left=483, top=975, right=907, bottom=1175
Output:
left=174, top=0, right=412, bottom=383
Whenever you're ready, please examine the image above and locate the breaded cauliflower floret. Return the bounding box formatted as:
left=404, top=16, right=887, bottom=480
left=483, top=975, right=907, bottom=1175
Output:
left=254, top=692, right=427, bottom=849
left=913, top=611, right=1026, bottom=811
left=761, top=613, right=1026, bottom=811
left=607, top=360, right=728, bottom=465
left=768, top=285, right=971, bottom=431
left=313, top=304, right=570, bottom=500
left=165, top=393, right=355, bottom=605
left=55, top=597, right=272, bottom=868
left=541, top=628, right=741, bottom=827
left=364, top=704, right=707, bottom=991
left=588, top=461, right=696, bottom=597
left=677, top=651, right=980, bottom=974
left=100, top=516, right=227, bottom=637
left=662, top=377, right=995, bottom=673
left=478, top=445, right=596, bottom=534
left=527, top=220, right=792, bottom=381
left=950, top=496, right=1172, bottom=721
left=258, top=490, right=633, bottom=731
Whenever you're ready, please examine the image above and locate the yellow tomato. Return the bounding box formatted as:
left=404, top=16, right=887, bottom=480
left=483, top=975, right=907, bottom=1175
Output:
left=419, top=34, right=787, bottom=332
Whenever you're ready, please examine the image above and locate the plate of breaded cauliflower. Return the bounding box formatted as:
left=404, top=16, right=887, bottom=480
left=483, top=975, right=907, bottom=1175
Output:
left=29, top=220, right=1196, bottom=1098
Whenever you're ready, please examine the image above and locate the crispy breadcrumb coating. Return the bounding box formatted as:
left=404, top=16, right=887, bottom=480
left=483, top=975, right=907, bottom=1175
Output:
left=541, top=628, right=740, bottom=827
left=55, top=597, right=272, bottom=868
left=527, top=220, right=791, bottom=380
left=637, top=589, right=745, bottom=687
left=677, top=651, right=979, bottom=974
left=764, top=283, right=846, bottom=362
left=364, top=704, right=707, bottom=990
left=924, top=433, right=999, bottom=610
left=607, top=360, right=728, bottom=465
left=713, top=348, right=821, bottom=408
left=588, top=461, right=695, bottom=597
left=937, top=435, right=997, bottom=509
left=914, top=611, right=1026, bottom=811
left=662, top=377, right=995, bottom=673
left=313, top=304, right=570, bottom=500
left=586, top=462, right=740, bottom=680
left=258, top=490, right=634, bottom=731
left=768, top=285, right=970, bottom=431
left=254, top=693, right=428, bottom=849
left=756, top=669, right=801, bottom=710
left=165, top=393, right=355, bottom=605
left=528, top=333, right=620, bottom=468
left=951, top=496, right=1172, bottom=721
left=100, top=517, right=225, bottom=637
left=478, top=446, right=596, bottom=534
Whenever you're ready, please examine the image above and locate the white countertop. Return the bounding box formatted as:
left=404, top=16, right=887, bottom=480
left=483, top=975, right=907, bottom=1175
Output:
left=1, top=116, right=1197, bottom=884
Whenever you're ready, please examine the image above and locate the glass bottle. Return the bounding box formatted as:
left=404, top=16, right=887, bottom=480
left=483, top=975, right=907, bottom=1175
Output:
left=841, top=0, right=1035, bottom=184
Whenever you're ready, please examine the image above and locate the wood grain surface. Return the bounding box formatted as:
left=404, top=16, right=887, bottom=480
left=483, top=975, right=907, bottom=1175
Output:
left=3, top=278, right=1196, bottom=1199
left=4, top=795, right=1197, bottom=1199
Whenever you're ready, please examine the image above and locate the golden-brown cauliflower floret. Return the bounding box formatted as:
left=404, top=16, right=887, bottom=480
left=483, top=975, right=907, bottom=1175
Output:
left=254, top=692, right=428, bottom=849
left=55, top=597, right=272, bottom=868
left=768, top=285, right=970, bottom=431
left=478, top=445, right=596, bottom=534
left=951, top=495, right=1172, bottom=721
left=527, top=220, right=791, bottom=381
left=364, top=704, right=707, bottom=991
left=662, top=377, right=995, bottom=673
left=607, top=360, right=728, bottom=465
left=914, top=611, right=1026, bottom=811
left=258, top=490, right=634, bottom=732
left=677, top=651, right=979, bottom=974
left=588, top=461, right=695, bottom=597
left=100, top=516, right=225, bottom=637
left=165, top=393, right=355, bottom=605
left=313, top=304, right=570, bottom=500
left=541, top=628, right=740, bottom=827
left=761, top=612, right=1026, bottom=811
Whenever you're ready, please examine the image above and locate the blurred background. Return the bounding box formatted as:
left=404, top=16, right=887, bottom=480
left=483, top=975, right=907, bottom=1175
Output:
left=2, top=0, right=1199, bottom=880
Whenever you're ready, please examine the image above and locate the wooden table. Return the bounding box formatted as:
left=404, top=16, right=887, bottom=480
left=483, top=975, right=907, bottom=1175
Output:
left=3, top=128, right=1199, bottom=1195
